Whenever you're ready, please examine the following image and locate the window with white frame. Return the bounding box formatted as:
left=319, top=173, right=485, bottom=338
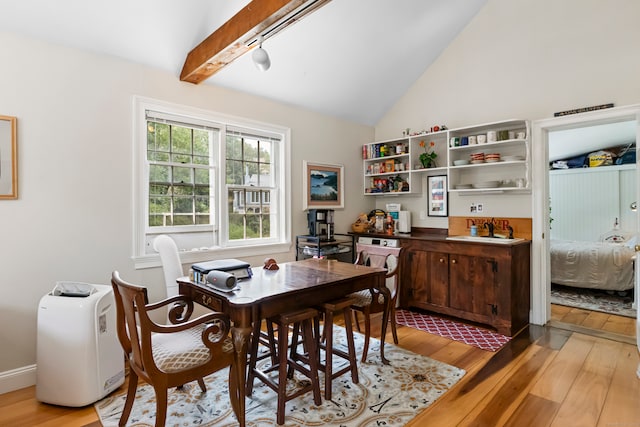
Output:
left=146, top=113, right=217, bottom=229
left=226, top=128, right=278, bottom=241
left=134, top=98, right=290, bottom=262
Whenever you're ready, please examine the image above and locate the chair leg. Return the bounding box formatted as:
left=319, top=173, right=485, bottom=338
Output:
left=323, top=309, right=334, bottom=400
left=361, top=309, right=371, bottom=363
left=277, top=318, right=290, bottom=426
left=287, top=322, right=302, bottom=379
left=154, top=386, right=168, bottom=427
left=197, top=377, right=206, bottom=392
left=301, top=317, right=322, bottom=406
left=119, top=369, right=138, bottom=427
left=390, top=306, right=399, bottom=344
left=342, top=306, right=359, bottom=384
left=266, top=321, right=278, bottom=365
left=353, top=311, right=362, bottom=332
left=246, top=319, right=263, bottom=397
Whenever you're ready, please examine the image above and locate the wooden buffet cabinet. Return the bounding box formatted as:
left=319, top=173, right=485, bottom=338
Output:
left=396, top=236, right=531, bottom=337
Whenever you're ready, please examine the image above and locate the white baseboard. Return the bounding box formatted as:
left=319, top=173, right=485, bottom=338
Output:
left=0, top=365, right=36, bottom=395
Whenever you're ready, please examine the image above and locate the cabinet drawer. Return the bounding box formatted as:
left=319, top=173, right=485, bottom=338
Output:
left=191, top=288, right=223, bottom=311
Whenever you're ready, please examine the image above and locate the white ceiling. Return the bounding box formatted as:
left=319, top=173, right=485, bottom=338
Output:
left=0, top=0, right=487, bottom=125
left=548, top=120, right=637, bottom=162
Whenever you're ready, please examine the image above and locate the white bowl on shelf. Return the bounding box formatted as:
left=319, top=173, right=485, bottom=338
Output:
left=453, top=159, right=469, bottom=166
left=472, top=181, right=500, bottom=189
left=502, top=155, right=524, bottom=161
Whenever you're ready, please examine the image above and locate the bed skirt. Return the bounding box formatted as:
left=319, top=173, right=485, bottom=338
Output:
left=550, top=239, right=635, bottom=292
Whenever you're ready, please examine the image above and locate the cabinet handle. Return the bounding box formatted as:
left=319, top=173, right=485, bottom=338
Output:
left=439, top=258, right=445, bottom=263
left=451, top=259, right=457, bottom=264
left=201, top=294, right=212, bottom=307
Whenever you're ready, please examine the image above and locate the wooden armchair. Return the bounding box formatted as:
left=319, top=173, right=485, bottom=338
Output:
left=111, top=271, right=240, bottom=427
left=350, top=243, right=403, bottom=362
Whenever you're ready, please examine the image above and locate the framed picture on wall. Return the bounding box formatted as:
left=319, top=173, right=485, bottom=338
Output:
left=427, top=175, right=447, bottom=217
left=0, top=115, right=17, bottom=199
left=302, top=161, right=344, bottom=210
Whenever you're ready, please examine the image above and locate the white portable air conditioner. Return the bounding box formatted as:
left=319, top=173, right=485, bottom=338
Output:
left=36, top=282, right=124, bottom=407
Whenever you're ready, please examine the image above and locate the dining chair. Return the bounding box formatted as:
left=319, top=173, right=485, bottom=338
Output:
left=350, top=243, right=403, bottom=363
left=110, top=271, right=240, bottom=427
left=153, top=234, right=183, bottom=298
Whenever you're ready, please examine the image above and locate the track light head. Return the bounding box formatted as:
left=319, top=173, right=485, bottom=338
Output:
left=252, top=36, right=271, bottom=71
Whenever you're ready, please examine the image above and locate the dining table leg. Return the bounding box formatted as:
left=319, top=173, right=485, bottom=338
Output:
left=230, top=313, right=252, bottom=427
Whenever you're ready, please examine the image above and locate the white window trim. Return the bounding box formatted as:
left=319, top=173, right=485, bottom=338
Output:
left=132, top=96, right=292, bottom=269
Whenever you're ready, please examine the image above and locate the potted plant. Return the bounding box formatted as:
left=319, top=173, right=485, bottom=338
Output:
left=419, top=140, right=437, bottom=168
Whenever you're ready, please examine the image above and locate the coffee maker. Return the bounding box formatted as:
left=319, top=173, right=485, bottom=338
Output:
left=307, top=209, right=334, bottom=241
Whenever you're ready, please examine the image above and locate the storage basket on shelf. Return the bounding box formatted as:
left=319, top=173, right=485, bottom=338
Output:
left=351, top=222, right=369, bottom=233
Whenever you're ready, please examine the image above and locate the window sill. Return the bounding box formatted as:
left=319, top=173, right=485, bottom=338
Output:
left=133, top=242, right=293, bottom=270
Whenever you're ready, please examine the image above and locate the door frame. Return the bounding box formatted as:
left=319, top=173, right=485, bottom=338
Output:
left=530, top=104, right=640, bottom=326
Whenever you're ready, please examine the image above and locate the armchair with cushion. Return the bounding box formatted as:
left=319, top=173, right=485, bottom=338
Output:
left=350, top=243, right=403, bottom=363
left=111, top=271, right=240, bottom=427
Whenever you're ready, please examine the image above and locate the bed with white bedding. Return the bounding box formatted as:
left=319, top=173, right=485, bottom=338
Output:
left=550, top=239, right=636, bottom=292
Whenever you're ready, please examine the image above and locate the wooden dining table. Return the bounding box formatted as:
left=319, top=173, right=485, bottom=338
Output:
left=177, top=257, right=388, bottom=427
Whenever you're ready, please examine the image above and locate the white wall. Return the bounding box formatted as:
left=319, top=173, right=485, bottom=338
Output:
left=375, top=0, right=640, bottom=221
left=550, top=166, right=637, bottom=242
left=0, top=31, right=374, bottom=389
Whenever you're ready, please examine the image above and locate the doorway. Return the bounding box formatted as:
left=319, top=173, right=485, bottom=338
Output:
left=548, top=120, right=636, bottom=335
left=530, top=104, right=640, bottom=344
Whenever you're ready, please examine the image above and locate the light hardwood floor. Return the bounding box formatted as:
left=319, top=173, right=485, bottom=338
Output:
left=0, top=310, right=637, bottom=427
left=551, top=303, right=636, bottom=339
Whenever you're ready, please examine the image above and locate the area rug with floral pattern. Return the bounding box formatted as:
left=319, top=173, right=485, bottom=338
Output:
left=95, top=327, right=465, bottom=427
left=550, top=284, right=636, bottom=318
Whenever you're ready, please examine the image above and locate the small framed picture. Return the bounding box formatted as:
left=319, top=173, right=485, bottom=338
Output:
left=427, top=175, right=448, bottom=217
left=302, top=161, right=344, bottom=210
left=0, top=115, right=17, bottom=199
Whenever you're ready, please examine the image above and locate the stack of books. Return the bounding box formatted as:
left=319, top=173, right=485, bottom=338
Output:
left=191, top=259, right=252, bottom=285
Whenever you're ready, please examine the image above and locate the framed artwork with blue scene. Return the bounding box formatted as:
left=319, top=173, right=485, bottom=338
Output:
left=303, top=161, right=344, bottom=210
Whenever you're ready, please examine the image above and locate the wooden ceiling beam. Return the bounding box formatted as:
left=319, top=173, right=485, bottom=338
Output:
left=180, top=0, right=331, bottom=84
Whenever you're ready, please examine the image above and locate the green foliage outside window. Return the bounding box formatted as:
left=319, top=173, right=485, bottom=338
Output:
left=146, top=118, right=277, bottom=242
left=226, top=134, right=273, bottom=240
left=147, top=121, right=211, bottom=227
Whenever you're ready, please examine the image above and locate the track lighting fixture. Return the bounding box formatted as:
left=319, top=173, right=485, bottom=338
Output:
left=252, top=36, right=271, bottom=71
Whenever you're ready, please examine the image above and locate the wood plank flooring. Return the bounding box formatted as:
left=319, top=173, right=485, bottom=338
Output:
left=0, top=309, right=637, bottom=427
left=551, top=303, right=636, bottom=337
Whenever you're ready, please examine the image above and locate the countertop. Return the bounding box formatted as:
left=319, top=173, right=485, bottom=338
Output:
left=349, top=228, right=448, bottom=242
left=349, top=228, right=530, bottom=246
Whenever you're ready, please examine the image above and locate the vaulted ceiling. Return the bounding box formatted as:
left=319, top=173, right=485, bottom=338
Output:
left=0, top=0, right=487, bottom=125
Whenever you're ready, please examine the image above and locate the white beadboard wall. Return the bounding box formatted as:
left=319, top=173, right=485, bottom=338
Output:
left=549, top=165, right=637, bottom=242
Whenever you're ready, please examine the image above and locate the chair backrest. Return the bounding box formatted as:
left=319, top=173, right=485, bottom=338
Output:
left=355, top=243, right=403, bottom=296
left=111, top=271, right=157, bottom=380
left=153, top=235, right=183, bottom=298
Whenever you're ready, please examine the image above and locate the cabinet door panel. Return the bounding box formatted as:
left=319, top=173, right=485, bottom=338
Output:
left=407, top=249, right=448, bottom=307
left=427, top=251, right=449, bottom=306
left=449, top=255, right=495, bottom=317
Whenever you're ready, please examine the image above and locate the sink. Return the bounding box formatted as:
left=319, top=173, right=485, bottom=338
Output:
left=446, top=235, right=525, bottom=244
